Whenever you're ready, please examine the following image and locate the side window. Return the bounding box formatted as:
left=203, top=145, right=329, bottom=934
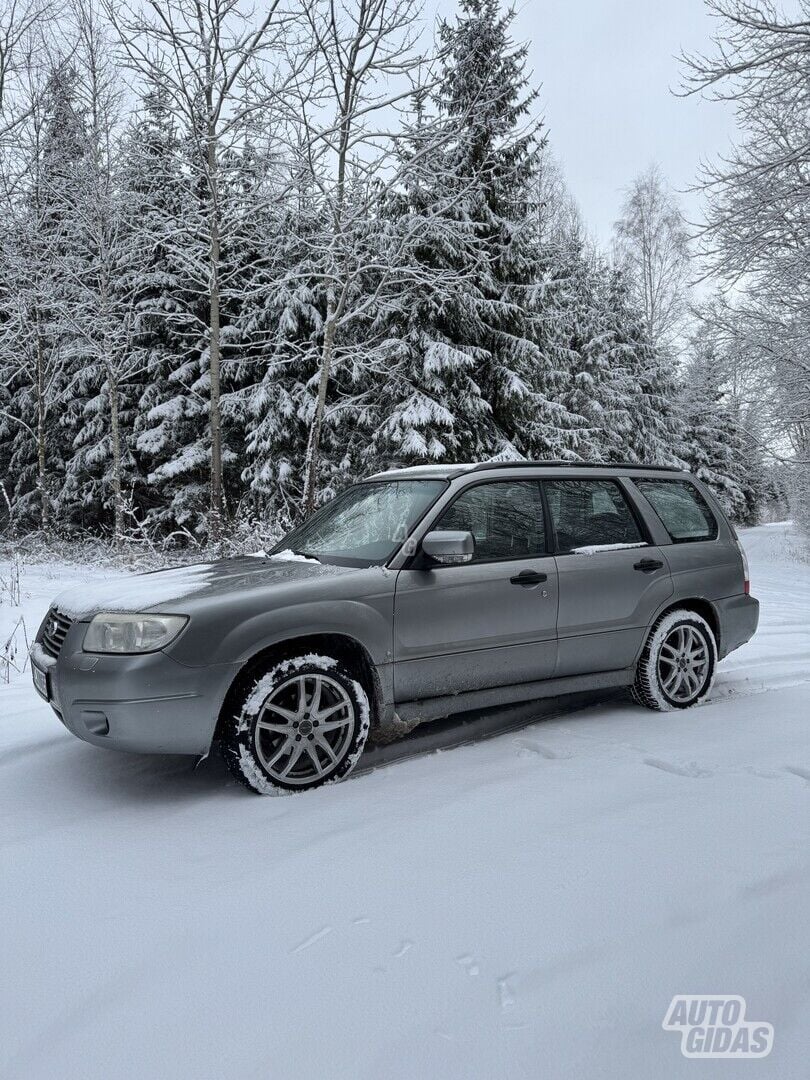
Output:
left=434, top=481, right=546, bottom=562
left=545, top=479, right=645, bottom=553
left=635, top=479, right=718, bottom=543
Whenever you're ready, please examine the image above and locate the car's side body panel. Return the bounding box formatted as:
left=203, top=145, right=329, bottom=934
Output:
left=553, top=547, right=674, bottom=676
left=396, top=667, right=634, bottom=724
left=626, top=476, right=756, bottom=660
left=392, top=555, right=558, bottom=702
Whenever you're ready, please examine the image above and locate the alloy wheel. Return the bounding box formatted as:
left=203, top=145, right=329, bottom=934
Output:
left=657, top=624, right=711, bottom=704
left=253, top=672, right=356, bottom=787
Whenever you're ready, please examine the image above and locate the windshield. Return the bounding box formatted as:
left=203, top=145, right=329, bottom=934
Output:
left=274, top=480, right=447, bottom=566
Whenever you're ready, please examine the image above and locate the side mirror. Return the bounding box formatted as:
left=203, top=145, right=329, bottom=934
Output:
left=421, top=530, right=475, bottom=566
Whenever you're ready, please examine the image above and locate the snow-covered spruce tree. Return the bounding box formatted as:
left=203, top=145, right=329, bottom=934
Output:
left=541, top=254, right=623, bottom=463
left=524, top=215, right=685, bottom=468
left=0, top=59, right=91, bottom=534
left=365, top=92, right=493, bottom=469
left=281, top=0, right=484, bottom=515
left=370, top=0, right=619, bottom=470
left=55, top=2, right=149, bottom=544
left=106, top=0, right=297, bottom=546
left=123, top=85, right=212, bottom=539
left=724, top=399, right=768, bottom=525
left=596, top=269, right=685, bottom=466
left=369, top=15, right=686, bottom=475
left=417, top=0, right=582, bottom=461
left=678, top=323, right=768, bottom=523
left=237, top=149, right=328, bottom=524
left=216, top=119, right=311, bottom=530
left=0, top=0, right=53, bottom=534
left=526, top=232, right=608, bottom=462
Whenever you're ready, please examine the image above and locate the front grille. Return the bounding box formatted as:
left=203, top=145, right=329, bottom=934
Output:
left=41, top=610, right=73, bottom=659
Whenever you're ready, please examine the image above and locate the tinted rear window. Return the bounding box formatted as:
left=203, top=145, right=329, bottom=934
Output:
left=635, top=479, right=718, bottom=543
left=545, top=479, right=644, bottom=552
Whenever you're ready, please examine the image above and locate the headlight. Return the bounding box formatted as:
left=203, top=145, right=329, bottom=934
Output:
left=83, top=613, right=188, bottom=654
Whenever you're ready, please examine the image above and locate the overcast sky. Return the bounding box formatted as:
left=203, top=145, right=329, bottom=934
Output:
left=435, top=0, right=737, bottom=246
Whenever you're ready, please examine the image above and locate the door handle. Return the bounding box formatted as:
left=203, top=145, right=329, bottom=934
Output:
left=634, top=558, right=664, bottom=573
left=510, top=570, right=548, bottom=586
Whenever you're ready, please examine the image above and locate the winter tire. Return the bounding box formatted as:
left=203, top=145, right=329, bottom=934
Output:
left=221, top=653, right=372, bottom=794
left=633, top=609, right=717, bottom=711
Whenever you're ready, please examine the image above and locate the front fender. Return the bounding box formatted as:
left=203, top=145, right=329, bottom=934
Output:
left=170, top=599, right=393, bottom=670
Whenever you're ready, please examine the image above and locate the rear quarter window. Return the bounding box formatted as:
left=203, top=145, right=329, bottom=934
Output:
left=635, top=479, right=718, bottom=543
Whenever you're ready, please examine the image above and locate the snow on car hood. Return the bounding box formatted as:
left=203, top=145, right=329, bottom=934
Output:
left=53, top=555, right=351, bottom=619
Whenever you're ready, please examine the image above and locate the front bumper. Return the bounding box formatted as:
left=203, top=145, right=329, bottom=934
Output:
left=31, top=635, right=241, bottom=756
left=716, top=592, right=760, bottom=659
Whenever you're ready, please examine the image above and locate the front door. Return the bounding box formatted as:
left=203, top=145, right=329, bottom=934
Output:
left=545, top=478, right=673, bottom=675
left=393, top=480, right=558, bottom=703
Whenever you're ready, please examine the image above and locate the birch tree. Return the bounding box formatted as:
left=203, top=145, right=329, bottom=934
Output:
left=49, top=0, right=144, bottom=544
left=291, top=0, right=454, bottom=515
left=0, top=0, right=51, bottom=133
left=613, top=163, right=690, bottom=357
left=103, top=0, right=299, bottom=544
left=681, top=0, right=810, bottom=527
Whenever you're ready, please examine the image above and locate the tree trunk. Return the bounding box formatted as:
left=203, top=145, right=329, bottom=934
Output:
left=300, top=52, right=353, bottom=520
left=35, top=331, right=49, bottom=534
left=109, top=375, right=123, bottom=547
left=301, top=290, right=337, bottom=518
left=206, top=107, right=224, bottom=549
left=208, top=226, right=223, bottom=546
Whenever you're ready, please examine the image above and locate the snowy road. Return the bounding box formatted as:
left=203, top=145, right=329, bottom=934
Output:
left=1, top=524, right=809, bottom=1079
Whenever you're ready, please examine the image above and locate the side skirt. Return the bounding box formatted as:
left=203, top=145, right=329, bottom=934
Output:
left=395, top=668, right=635, bottom=725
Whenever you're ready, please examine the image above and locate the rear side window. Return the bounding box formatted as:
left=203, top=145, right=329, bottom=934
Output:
left=435, top=481, right=545, bottom=562
left=545, top=479, right=644, bottom=553
left=635, top=479, right=718, bottom=543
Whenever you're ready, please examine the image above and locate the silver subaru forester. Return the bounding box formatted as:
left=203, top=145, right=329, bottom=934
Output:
left=32, top=462, right=759, bottom=794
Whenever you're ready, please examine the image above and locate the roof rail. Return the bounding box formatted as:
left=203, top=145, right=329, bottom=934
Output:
left=470, top=461, right=682, bottom=473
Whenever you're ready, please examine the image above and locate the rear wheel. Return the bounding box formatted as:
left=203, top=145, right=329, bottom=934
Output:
left=633, top=610, right=717, bottom=711
left=220, top=654, right=372, bottom=794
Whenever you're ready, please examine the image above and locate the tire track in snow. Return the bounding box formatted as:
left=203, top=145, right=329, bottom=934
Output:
left=290, top=926, right=333, bottom=953
left=644, top=758, right=712, bottom=778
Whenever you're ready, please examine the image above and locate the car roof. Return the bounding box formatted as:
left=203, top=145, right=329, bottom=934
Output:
left=367, top=463, right=480, bottom=480
left=366, top=461, right=689, bottom=481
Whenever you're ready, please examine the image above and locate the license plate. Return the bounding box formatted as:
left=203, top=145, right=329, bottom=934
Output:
left=32, top=662, right=49, bottom=701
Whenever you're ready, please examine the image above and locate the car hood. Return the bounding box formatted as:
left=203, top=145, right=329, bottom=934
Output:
left=53, top=555, right=359, bottom=619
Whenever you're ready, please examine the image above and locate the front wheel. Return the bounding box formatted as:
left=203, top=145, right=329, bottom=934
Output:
left=633, top=610, right=717, bottom=711
left=220, top=654, right=372, bottom=794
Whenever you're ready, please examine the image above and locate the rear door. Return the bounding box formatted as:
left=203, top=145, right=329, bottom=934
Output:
left=631, top=477, right=743, bottom=600
left=546, top=478, right=673, bottom=676
left=393, top=479, right=558, bottom=702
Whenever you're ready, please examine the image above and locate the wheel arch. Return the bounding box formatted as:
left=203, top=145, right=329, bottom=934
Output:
left=212, top=632, right=383, bottom=747
left=641, top=597, right=721, bottom=660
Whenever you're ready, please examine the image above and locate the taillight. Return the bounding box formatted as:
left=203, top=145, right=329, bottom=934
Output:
left=736, top=539, right=750, bottom=595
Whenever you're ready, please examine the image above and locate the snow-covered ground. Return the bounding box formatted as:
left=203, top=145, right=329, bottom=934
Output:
left=1, top=523, right=808, bottom=1079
